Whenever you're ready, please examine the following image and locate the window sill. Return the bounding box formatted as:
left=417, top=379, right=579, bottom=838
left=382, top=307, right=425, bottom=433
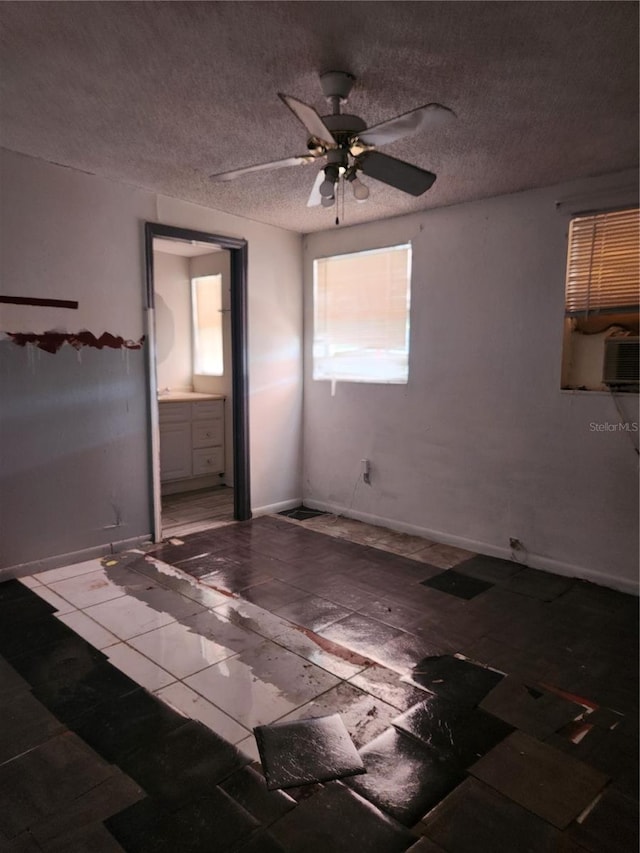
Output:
left=561, top=388, right=639, bottom=397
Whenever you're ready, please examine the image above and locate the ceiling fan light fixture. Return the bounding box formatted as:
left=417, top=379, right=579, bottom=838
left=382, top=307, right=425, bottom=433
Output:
left=351, top=176, right=370, bottom=201
left=320, top=164, right=339, bottom=197
left=321, top=194, right=335, bottom=208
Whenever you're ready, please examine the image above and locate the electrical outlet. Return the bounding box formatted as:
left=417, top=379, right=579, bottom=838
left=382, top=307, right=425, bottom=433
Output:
left=361, top=458, right=371, bottom=484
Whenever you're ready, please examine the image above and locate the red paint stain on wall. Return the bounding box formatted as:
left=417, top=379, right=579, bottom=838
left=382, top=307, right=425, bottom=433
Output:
left=7, top=331, right=145, bottom=354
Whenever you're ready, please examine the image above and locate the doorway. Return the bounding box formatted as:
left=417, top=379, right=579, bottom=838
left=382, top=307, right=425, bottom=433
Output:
left=144, top=222, right=251, bottom=541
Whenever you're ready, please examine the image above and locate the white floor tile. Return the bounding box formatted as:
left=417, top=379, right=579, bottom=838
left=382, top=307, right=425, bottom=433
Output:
left=46, top=569, right=127, bottom=609
left=57, top=610, right=120, bottom=650
left=106, top=643, right=176, bottom=692
left=128, top=610, right=264, bottom=679
left=184, top=639, right=340, bottom=729
left=17, top=576, right=42, bottom=589
left=84, top=589, right=204, bottom=640
left=236, top=734, right=261, bottom=764
left=30, top=585, right=76, bottom=614
left=155, top=682, right=250, bottom=744
left=34, top=558, right=106, bottom=585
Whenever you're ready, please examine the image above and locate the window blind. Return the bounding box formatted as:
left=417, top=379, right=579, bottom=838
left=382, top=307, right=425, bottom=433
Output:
left=313, top=244, right=411, bottom=383
left=565, top=207, right=639, bottom=317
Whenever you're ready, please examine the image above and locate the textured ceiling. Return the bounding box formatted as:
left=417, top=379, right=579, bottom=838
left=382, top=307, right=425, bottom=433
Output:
left=1, top=1, right=637, bottom=233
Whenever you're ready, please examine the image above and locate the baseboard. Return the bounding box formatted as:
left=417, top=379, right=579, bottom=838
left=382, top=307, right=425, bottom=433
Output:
left=252, top=498, right=302, bottom=517
left=302, top=499, right=639, bottom=596
left=0, top=534, right=153, bottom=581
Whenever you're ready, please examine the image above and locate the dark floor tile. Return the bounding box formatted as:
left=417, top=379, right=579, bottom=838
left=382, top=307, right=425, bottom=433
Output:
left=409, top=655, right=503, bottom=706
left=320, top=613, right=405, bottom=662
left=0, top=731, right=117, bottom=839
left=220, top=765, right=295, bottom=825
left=404, top=838, right=447, bottom=853
left=356, top=599, right=430, bottom=633
left=232, top=830, right=288, bottom=852
left=568, top=785, right=639, bottom=853
left=71, top=687, right=185, bottom=763
left=0, top=607, right=79, bottom=661
left=28, top=771, right=144, bottom=848
left=419, top=776, right=577, bottom=853
left=241, top=579, right=309, bottom=610
left=455, top=554, right=522, bottom=584
left=0, top=688, right=65, bottom=764
left=502, top=567, right=575, bottom=602
left=119, top=719, right=250, bottom=805
left=393, top=695, right=513, bottom=767
left=106, top=789, right=259, bottom=853
left=39, top=821, right=126, bottom=852
left=345, top=728, right=464, bottom=826
left=420, top=570, right=493, bottom=600
left=275, top=594, right=352, bottom=632
left=0, top=579, right=49, bottom=606
left=269, top=780, right=417, bottom=853
left=255, top=713, right=365, bottom=790
left=0, top=655, right=31, bottom=698
left=470, top=730, right=610, bottom=829
left=479, top=676, right=583, bottom=738
left=19, top=644, right=138, bottom=725
left=4, top=832, right=44, bottom=853
left=375, top=632, right=452, bottom=674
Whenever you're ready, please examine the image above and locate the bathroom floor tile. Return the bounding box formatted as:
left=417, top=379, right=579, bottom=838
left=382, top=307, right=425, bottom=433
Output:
left=106, top=788, right=258, bottom=853
left=479, top=676, right=583, bottom=738
left=185, top=638, right=340, bottom=729
left=419, top=776, right=571, bottom=853
left=220, top=765, right=296, bottom=824
left=118, top=719, right=250, bottom=804
left=349, top=664, right=427, bottom=712
left=409, top=655, right=504, bottom=706
left=470, top=730, right=610, bottom=829
left=393, top=695, right=513, bottom=767
left=274, top=594, right=353, bottom=633
left=269, top=781, right=417, bottom=853
left=128, top=609, right=264, bottom=678
left=255, top=713, right=365, bottom=789
left=155, top=681, right=250, bottom=744
left=346, top=728, right=464, bottom=826
left=275, top=681, right=401, bottom=748
left=83, top=589, right=205, bottom=640
left=420, top=570, right=494, bottom=600
left=56, top=610, right=120, bottom=650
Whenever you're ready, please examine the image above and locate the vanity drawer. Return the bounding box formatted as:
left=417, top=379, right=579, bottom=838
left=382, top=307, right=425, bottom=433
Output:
left=158, top=402, right=192, bottom=423
left=192, top=419, right=223, bottom=448
left=193, top=400, right=224, bottom=421
left=192, top=447, right=224, bottom=475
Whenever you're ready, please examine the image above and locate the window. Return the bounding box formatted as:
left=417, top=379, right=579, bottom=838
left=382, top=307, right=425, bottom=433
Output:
left=192, top=274, right=223, bottom=375
left=562, top=207, right=639, bottom=391
left=313, top=244, right=412, bottom=384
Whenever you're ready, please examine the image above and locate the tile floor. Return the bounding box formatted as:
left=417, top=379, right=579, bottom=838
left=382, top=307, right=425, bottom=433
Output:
left=161, top=485, right=235, bottom=538
left=1, top=513, right=638, bottom=851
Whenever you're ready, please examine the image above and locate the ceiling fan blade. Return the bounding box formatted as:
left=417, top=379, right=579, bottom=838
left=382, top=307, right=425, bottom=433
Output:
left=210, top=154, right=316, bottom=181
left=306, top=168, right=326, bottom=207
left=358, top=103, right=455, bottom=147
left=359, top=151, right=436, bottom=196
left=278, top=94, right=336, bottom=148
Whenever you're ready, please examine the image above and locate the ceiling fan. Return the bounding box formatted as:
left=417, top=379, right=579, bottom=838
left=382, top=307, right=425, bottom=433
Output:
left=210, top=71, right=455, bottom=209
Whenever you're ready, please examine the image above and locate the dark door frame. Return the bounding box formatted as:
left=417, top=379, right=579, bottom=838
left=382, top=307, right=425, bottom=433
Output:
left=144, top=222, right=251, bottom=528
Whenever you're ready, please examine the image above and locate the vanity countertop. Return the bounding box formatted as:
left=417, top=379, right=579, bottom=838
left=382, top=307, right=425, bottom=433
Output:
left=157, top=392, right=225, bottom=403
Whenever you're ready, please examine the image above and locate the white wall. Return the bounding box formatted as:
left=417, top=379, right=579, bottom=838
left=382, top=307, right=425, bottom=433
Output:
left=0, top=149, right=303, bottom=569
left=302, top=170, right=639, bottom=593
left=154, top=251, right=192, bottom=392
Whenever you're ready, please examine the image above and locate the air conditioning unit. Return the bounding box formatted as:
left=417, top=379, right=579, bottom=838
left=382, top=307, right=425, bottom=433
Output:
left=603, top=337, right=639, bottom=387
